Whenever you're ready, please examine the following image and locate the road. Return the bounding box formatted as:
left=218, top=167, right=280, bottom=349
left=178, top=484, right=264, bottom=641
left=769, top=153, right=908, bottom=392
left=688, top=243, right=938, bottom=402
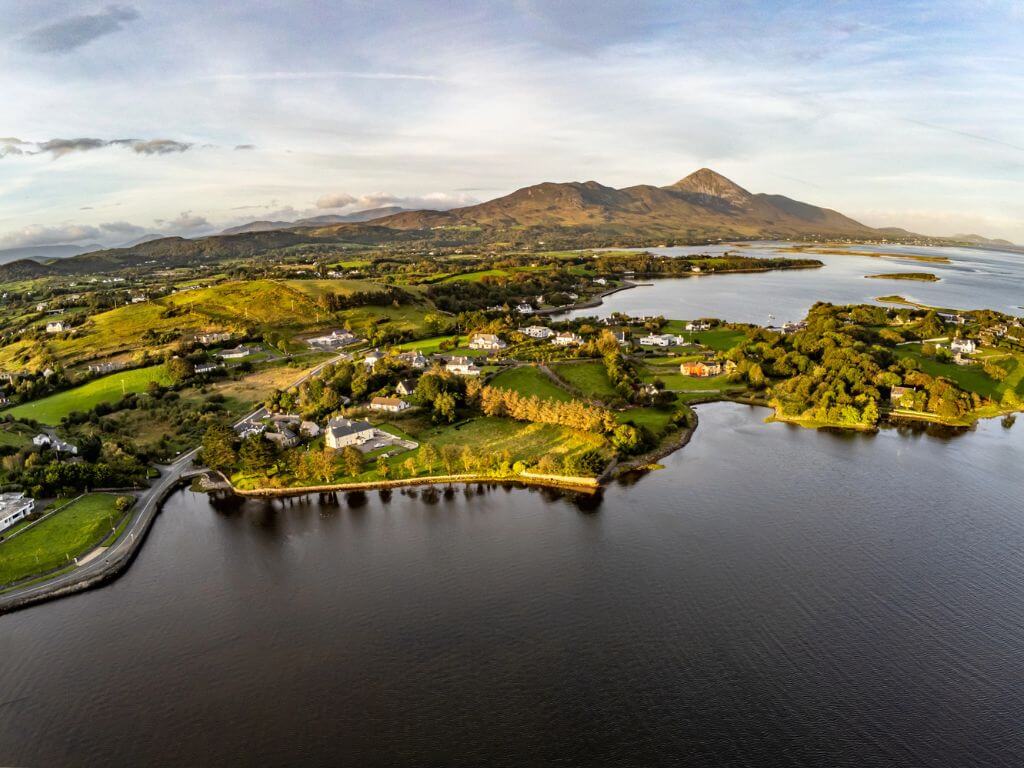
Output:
left=0, top=352, right=346, bottom=615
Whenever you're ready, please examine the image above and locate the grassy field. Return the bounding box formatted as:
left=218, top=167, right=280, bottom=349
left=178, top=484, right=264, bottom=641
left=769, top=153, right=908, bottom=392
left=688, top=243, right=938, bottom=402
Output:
left=549, top=361, right=618, bottom=398
left=280, top=278, right=388, bottom=300
left=0, top=493, right=124, bottom=588
left=658, top=324, right=747, bottom=352
left=489, top=366, right=574, bottom=402
left=4, top=364, right=170, bottom=424
left=396, top=334, right=465, bottom=354
left=615, top=407, right=677, bottom=435
left=894, top=344, right=1024, bottom=399
left=0, top=421, right=35, bottom=448
left=438, top=268, right=513, bottom=283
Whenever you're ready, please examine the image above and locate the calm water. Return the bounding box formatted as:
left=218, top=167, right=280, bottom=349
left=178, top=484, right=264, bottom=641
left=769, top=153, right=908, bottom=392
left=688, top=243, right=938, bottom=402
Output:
left=565, top=242, right=1024, bottom=323
left=2, top=403, right=1023, bottom=767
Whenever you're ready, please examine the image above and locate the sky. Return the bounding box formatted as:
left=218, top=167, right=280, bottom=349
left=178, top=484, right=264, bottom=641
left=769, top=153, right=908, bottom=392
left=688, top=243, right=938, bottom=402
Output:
left=1, top=0, right=1023, bottom=249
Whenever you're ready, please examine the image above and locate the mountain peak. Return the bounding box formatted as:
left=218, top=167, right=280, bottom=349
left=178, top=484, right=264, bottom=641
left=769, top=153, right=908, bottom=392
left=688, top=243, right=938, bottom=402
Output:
left=669, top=168, right=752, bottom=205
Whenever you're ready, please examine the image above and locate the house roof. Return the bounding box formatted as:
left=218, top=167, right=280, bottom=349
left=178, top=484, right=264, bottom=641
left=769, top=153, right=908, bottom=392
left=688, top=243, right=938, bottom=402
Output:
left=326, top=417, right=374, bottom=439
left=371, top=396, right=406, bottom=407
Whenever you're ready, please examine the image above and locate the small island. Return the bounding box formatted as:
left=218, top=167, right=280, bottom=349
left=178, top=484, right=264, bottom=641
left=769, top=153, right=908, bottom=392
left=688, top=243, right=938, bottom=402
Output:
left=865, top=272, right=940, bottom=282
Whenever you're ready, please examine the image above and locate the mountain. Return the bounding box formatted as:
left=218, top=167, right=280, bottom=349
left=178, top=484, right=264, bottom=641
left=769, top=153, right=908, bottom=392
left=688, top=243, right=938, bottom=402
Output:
left=117, top=233, right=165, bottom=248
left=371, top=169, right=876, bottom=239
left=949, top=233, right=1016, bottom=247
left=220, top=206, right=410, bottom=235
left=0, top=243, right=103, bottom=265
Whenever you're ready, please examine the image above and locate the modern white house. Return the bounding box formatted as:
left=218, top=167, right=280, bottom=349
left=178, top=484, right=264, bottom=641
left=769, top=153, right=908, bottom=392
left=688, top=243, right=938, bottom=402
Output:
left=552, top=332, right=584, bottom=346
left=520, top=326, right=554, bottom=339
left=219, top=345, right=255, bottom=359
left=307, top=329, right=357, bottom=348
left=325, top=417, right=376, bottom=449
left=639, top=333, right=685, bottom=347
left=0, top=492, right=35, bottom=534
left=446, top=356, right=481, bottom=376
left=469, top=333, right=507, bottom=351
left=950, top=338, right=977, bottom=355
left=370, top=396, right=410, bottom=413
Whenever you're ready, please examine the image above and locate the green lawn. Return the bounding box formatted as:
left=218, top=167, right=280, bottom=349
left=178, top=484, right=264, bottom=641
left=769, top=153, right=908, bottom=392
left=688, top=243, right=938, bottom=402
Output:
left=0, top=493, right=125, bottom=588
left=549, top=361, right=618, bottom=398
left=489, top=366, right=574, bottom=402
left=3, top=364, right=171, bottom=424
left=396, top=334, right=465, bottom=354
left=615, top=407, right=677, bottom=436
left=894, top=345, right=1023, bottom=399
left=421, top=417, right=607, bottom=466
left=654, top=326, right=746, bottom=352
left=0, top=422, right=34, bottom=448
left=438, top=268, right=513, bottom=283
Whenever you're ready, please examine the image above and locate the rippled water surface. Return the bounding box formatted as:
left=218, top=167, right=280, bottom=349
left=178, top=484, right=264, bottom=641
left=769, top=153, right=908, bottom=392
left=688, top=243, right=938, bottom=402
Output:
left=2, top=403, right=1023, bottom=767
left=564, top=242, right=1024, bottom=323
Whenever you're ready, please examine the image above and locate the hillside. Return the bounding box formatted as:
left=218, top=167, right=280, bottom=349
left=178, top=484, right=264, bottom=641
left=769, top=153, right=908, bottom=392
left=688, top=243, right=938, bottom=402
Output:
left=221, top=206, right=410, bottom=235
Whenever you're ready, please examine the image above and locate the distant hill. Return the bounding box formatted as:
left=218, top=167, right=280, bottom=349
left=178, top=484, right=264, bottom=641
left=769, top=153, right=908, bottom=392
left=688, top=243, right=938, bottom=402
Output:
left=220, top=206, right=409, bottom=235
left=949, top=233, right=1016, bottom=247
left=0, top=243, right=102, bottom=265
left=371, top=169, right=878, bottom=239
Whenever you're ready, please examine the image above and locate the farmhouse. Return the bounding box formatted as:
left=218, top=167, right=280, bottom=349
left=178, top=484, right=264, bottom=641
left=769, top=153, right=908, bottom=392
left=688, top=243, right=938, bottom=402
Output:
left=370, top=396, right=410, bottom=413
left=469, top=333, right=507, bottom=351
left=396, top=379, right=417, bottom=397
left=325, top=418, right=375, bottom=449
left=45, top=321, right=65, bottom=334
left=88, top=362, right=125, bottom=374
left=194, top=362, right=223, bottom=375
left=520, top=326, right=554, bottom=339
left=685, top=321, right=711, bottom=332
left=265, top=428, right=300, bottom=448
left=680, top=360, right=723, bottom=377
left=0, top=492, right=35, bottom=534
left=446, top=356, right=481, bottom=376
left=363, top=349, right=384, bottom=368
left=234, top=419, right=266, bottom=440
left=33, top=433, right=78, bottom=454
left=398, top=351, right=428, bottom=369
left=195, top=332, right=232, bottom=345
left=890, top=385, right=916, bottom=406
left=515, top=303, right=533, bottom=314
left=950, top=338, right=977, bottom=355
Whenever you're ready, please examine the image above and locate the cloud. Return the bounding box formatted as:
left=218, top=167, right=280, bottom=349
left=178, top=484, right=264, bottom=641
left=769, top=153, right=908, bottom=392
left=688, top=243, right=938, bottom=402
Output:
left=24, top=5, right=140, bottom=54
left=315, top=192, right=476, bottom=211
left=234, top=144, right=256, bottom=150
left=23, top=137, right=194, bottom=158
left=0, top=224, right=103, bottom=249
left=99, top=221, right=149, bottom=238
left=316, top=193, right=358, bottom=209
left=158, top=211, right=213, bottom=236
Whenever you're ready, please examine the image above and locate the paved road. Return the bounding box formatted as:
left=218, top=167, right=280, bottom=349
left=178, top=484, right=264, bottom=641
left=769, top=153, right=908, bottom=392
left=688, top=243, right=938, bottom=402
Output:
left=0, top=353, right=346, bottom=614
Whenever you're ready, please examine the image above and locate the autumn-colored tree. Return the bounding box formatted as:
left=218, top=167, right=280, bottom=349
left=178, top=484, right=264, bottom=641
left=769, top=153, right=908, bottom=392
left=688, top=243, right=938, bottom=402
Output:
left=341, top=446, right=363, bottom=477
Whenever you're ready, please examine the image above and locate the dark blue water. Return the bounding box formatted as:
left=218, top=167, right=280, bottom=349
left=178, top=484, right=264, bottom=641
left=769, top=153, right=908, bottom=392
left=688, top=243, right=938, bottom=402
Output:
left=2, top=403, right=1023, bottom=766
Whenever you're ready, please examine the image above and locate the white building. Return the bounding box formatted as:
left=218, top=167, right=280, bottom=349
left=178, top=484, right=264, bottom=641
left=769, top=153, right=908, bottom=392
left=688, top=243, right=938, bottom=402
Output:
left=0, top=492, right=35, bottom=534
left=195, top=332, right=232, bottom=345
left=520, top=326, right=554, bottom=339
left=552, top=332, right=583, bottom=346
left=515, top=303, right=534, bottom=314
left=33, top=434, right=77, bottom=454
left=45, top=321, right=65, bottom=334
left=363, top=349, right=384, bottom=368
left=469, top=333, right=507, bottom=351
left=685, top=321, right=711, bottom=332
left=370, top=396, right=410, bottom=413
left=307, top=329, right=357, bottom=348
left=218, top=345, right=254, bottom=360
left=950, top=338, right=977, bottom=355
left=398, top=351, right=428, bottom=369
left=639, top=333, right=684, bottom=347
left=446, top=356, right=481, bottom=376
left=194, top=362, right=223, bottom=374
left=325, top=417, right=376, bottom=449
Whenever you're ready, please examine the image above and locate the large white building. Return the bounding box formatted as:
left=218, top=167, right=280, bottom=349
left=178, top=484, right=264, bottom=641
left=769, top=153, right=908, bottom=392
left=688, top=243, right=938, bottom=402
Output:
left=325, top=418, right=376, bottom=449
left=638, top=333, right=685, bottom=347
left=469, top=333, right=507, bottom=351
left=0, top=492, right=35, bottom=534
left=307, top=329, right=357, bottom=348
left=552, top=332, right=583, bottom=346
left=446, top=356, right=481, bottom=376
left=520, top=326, right=554, bottom=339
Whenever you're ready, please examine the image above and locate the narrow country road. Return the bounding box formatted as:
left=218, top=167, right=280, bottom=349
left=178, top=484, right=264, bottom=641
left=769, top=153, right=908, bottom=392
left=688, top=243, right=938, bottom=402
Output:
left=0, top=352, right=347, bottom=614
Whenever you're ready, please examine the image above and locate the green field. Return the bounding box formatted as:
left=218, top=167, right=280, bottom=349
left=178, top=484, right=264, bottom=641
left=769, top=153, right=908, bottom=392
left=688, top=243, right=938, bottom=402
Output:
left=489, top=366, right=574, bottom=402
left=438, top=268, right=513, bottom=283
left=894, top=345, right=1024, bottom=400
left=0, top=493, right=124, bottom=588
left=658, top=324, right=746, bottom=352
left=420, top=417, right=608, bottom=466
left=615, top=407, right=677, bottom=435
left=549, top=361, right=618, bottom=398
left=0, top=422, right=34, bottom=448
left=3, top=364, right=170, bottom=424
left=396, top=334, right=465, bottom=354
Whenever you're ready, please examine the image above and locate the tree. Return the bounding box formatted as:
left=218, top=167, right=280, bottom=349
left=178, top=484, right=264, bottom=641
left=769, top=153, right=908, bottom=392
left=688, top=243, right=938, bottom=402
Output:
left=164, top=356, right=194, bottom=385
left=376, top=455, right=390, bottom=479
left=310, top=447, right=338, bottom=482
left=441, top=445, right=459, bottom=474
left=433, top=391, right=456, bottom=423
left=419, top=443, right=438, bottom=473
left=239, top=435, right=275, bottom=474
left=202, top=425, right=238, bottom=472
left=341, top=446, right=363, bottom=477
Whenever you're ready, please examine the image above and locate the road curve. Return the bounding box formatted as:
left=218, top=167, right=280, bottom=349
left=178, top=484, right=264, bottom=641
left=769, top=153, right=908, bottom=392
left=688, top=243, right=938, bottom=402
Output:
left=0, top=353, right=345, bottom=616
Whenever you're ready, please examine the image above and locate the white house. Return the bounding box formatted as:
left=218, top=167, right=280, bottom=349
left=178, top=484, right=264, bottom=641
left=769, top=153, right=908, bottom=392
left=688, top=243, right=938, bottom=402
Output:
left=307, top=329, right=357, bottom=348
left=639, top=333, right=683, bottom=347
left=363, top=349, right=384, bottom=368
left=88, top=362, right=125, bottom=374
left=469, top=333, right=507, bottom=351
left=45, top=321, right=65, bottom=334
left=33, top=433, right=77, bottom=454
left=195, top=332, right=232, bottom=345
left=325, top=417, right=376, bottom=449
left=370, top=396, right=410, bottom=413
left=950, top=338, right=977, bottom=355
left=520, top=326, right=554, bottom=339
left=234, top=420, right=266, bottom=440
left=593, top=277, right=608, bottom=285
left=219, top=345, right=254, bottom=359
left=446, top=356, right=481, bottom=376
left=685, top=321, right=711, bottom=332
left=0, top=492, right=35, bottom=534
left=194, top=362, right=223, bottom=374
left=552, top=332, right=583, bottom=346
left=515, top=303, right=534, bottom=314
left=396, top=379, right=417, bottom=397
